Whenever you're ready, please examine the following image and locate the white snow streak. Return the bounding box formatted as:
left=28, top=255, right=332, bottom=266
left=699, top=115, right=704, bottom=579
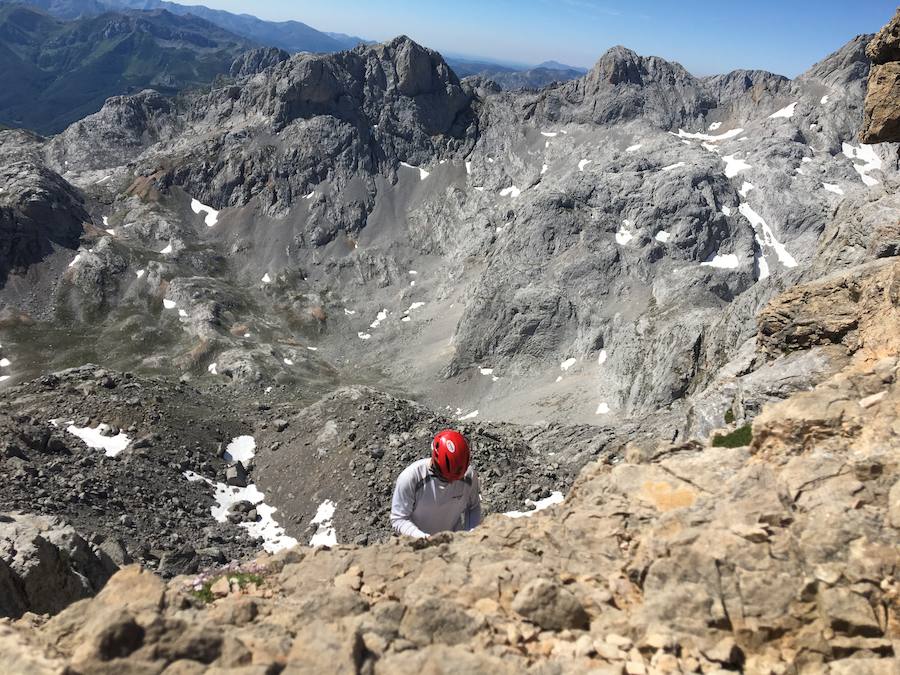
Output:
left=160, top=243, right=173, bottom=255
left=701, top=253, right=740, bottom=269
left=208, top=363, right=218, bottom=375
left=500, top=186, right=522, bottom=197
left=739, top=203, right=797, bottom=269
left=674, top=127, right=743, bottom=142
left=458, top=410, right=479, bottom=421
left=769, top=102, right=798, bottom=119
left=822, top=183, right=844, bottom=195
left=578, top=159, right=592, bottom=172
left=136, top=269, right=145, bottom=279
left=625, top=144, right=642, bottom=152
left=541, top=131, right=558, bottom=137
left=560, top=358, right=577, bottom=371
left=661, top=162, right=685, bottom=172
left=369, top=309, right=388, bottom=329
left=738, top=182, right=755, bottom=197
left=504, top=491, right=564, bottom=518
left=541, top=164, right=548, bottom=175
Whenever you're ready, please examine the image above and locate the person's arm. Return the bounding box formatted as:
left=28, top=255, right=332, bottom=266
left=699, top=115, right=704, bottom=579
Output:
left=463, top=471, right=482, bottom=530
left=391, top=469, right=428, bottom=539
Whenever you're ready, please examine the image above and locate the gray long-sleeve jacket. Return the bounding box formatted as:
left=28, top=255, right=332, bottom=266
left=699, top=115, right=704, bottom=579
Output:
left=390, top=458, right=482, bottom=539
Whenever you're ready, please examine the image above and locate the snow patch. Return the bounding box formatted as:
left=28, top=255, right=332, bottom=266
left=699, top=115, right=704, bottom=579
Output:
left=842, top=142, right=881, bottom=186
left=357, top=332, right=372, bottom=340
left=261, top=273, right=272, bottom=284
left=504, top=491, right=564, bottom=519
left=207, top=363, right=218, bottom=375
left=184, top=472, right=298, bottom=554
left=541, top=131, right=558, bottom=137
left=820, top=95, right=829, bottom=104
left=541, top=164, right=548, bottom=175
left=595, top=403, right=610, bottom=415
left=225, top=436, right=256, bottom=463
left=465, top=161, right=472, bottom=175
left=344, top=309, right=356, bottom=316
left=769, top=102, right=798, bottom=119
left=160, top=243, right=173, bottom=255
left=723, top=154, right=751, bottom=178
left=500, top=186, right=521, bottom=198
left=309, top=500, right=337, bottom=547
left=178, top=309, right=188, bottom=318
left=369, top=309, right=388, bottom=329
left=284, top=358, right=294, bottom=366
left=560, top=358, right=577, bottom=371
left=615, top=220, right=634, bottom=245
left=738, top=182, right=755, bottom=197
left=655, top=231, right=670, bottom=243
left=136, top=269, right=145, bottom=278
left=700, top=253, right=740, bottom=269
left=739, top=203, right=797, bottom=269
left=163, top=299, right=177, bottom=310
left=190, top=198, right=219, bottom=227
left=822, top=183, right=844, bottom=195
left=66, top=424, right=131, bottom=458
left=661, top=162, right=685, bottom=172
left=722, top=205, right=733, bottom=216
left=458, top=410, right=479, bottom=421
left=0, top=358, right=10, bottom=368
left=578, top=159, right=592, bottom=172
left=597, top=350, right=608, bottom=365
left=625, top=144, right=642, bottom=152
left=708, top=122, right=722, bottom=131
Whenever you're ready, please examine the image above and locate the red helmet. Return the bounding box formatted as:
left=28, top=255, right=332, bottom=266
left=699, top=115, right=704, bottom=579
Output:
left=431, top=430, right=470, bottom=482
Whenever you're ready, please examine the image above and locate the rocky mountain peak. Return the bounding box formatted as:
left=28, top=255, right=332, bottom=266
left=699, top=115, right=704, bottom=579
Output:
left=799, top=33, right=872, bottom=86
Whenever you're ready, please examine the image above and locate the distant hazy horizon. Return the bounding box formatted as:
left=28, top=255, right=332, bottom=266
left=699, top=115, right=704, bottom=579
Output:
left=179, top=0, right=896, bottom=77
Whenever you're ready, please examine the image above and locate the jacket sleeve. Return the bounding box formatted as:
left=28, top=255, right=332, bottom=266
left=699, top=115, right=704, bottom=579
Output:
left=463, top=471, right=482, bottom=530
left=390, top=468, right=428, bottom=539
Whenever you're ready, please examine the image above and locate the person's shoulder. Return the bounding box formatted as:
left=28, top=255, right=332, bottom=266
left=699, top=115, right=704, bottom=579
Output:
left=398, top=458, right=430, bottom=481
left=464, top=464, right=479, bottom=484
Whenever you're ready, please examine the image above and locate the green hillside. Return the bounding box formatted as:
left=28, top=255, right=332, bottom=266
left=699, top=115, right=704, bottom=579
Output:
left=0, top=4, right=252, bottom=133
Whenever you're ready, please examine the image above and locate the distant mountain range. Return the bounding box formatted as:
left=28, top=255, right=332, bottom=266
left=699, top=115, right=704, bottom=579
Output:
left=0, top=4, right=250, bottom=133
left=446, top=56, right=588, bottom=89
left=0, top=0, right=367, bottom=51
left=0, top=0, right=600, bottom=133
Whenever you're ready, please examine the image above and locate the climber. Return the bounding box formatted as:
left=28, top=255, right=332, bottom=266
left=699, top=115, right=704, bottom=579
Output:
left=390, top=429, right=482, bottom=539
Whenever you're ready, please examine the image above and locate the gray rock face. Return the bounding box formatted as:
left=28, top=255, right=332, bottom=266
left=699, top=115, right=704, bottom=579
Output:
left=0, top=512, right=117, bottom=619
left=229, top=47, right=291, bottom=79
left=0, top=160, right=87, bottom=283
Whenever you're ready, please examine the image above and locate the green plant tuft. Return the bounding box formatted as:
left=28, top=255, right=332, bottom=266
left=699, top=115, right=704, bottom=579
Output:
left=712, top=424, right=752, bottom=448
left=724, top=408, right=735, bottom=424
left=189, top=571, right=265, bottom=605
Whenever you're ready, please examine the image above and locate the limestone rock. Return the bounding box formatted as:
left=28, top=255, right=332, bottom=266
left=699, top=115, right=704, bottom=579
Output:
left=861, top=9, right=900, bottom=143
left=0, top=512, right=117, bottom=619
left=511, top=578, right=589, bottom=630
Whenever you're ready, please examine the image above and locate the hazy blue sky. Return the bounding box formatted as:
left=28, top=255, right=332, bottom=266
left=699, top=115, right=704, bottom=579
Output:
left=189, top=1, right=897, bottom=76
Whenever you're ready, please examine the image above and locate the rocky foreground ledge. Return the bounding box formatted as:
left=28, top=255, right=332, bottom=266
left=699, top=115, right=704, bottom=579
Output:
left=2, top=261, right=898, bottom=675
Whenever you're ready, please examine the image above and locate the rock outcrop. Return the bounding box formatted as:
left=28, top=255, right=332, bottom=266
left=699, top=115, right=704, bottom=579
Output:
left=0, top=512, right=117, bottom=619
left=861, top=9, right=900, bottom=143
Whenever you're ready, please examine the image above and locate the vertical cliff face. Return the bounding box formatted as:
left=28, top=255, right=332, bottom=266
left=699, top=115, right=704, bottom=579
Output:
left=861, top=9, right=900, bottom=143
